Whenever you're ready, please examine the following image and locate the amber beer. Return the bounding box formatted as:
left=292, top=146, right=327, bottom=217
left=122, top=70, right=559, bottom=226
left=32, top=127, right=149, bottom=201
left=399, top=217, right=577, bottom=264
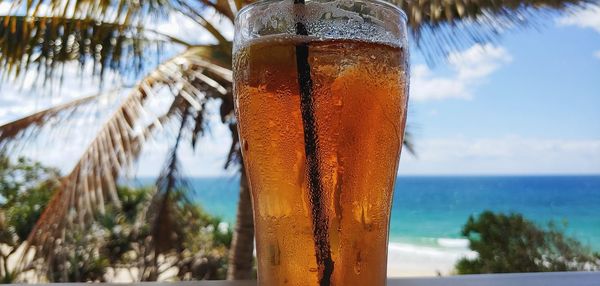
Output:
left=233, top=1, right=408, bottom=285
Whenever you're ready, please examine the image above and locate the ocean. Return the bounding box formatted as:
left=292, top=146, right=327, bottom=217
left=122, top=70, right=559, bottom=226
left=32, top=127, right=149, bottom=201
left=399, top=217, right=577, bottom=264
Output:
left=133, top=175, right=600, bottom=275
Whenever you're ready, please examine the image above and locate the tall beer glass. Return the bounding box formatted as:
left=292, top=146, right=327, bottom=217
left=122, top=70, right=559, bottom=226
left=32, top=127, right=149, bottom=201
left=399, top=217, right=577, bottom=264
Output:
left=233, top=0, right=409, bottom=285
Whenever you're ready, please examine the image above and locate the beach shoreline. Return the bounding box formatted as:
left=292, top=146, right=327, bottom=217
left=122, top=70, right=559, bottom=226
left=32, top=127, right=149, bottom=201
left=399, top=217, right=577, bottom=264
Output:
left=387, top=238, right=477, bottom=277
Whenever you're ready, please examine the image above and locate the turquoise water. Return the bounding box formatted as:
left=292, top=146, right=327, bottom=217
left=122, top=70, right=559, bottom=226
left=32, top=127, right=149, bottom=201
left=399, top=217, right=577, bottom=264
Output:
left=134, top=176, right=600, bottom=251
left=389, top=176, right=600, bottom=251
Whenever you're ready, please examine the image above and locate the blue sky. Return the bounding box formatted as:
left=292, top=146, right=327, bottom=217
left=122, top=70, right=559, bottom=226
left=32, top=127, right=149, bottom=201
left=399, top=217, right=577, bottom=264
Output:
left=0, top=4, right=599, bottom=176
left=397, top=6, right=600, bottom=175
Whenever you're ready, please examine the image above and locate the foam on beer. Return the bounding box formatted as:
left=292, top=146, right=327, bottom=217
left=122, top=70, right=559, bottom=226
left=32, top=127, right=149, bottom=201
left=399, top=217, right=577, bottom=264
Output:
left=234, top=0, right=407, bottom=53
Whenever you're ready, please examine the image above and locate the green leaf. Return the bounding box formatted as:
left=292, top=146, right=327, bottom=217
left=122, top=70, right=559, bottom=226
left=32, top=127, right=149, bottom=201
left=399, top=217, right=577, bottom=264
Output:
left=0, top=16, right=183, bottom=82
left=13, top=0, right=169, bottom=24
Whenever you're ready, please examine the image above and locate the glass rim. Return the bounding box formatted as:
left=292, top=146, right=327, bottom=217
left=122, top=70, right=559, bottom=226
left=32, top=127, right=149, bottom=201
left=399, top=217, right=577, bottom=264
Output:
left=235, top=0, right=408, bottom=24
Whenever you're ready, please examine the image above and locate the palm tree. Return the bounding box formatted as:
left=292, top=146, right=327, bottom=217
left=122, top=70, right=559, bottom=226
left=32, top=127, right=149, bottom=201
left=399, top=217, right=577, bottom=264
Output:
left=0, top=0, right=594, bottom=281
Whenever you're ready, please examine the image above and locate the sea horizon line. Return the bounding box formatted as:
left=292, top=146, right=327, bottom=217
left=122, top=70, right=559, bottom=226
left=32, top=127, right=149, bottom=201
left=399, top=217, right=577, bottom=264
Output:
left=125, top=173, right=600, bottom=180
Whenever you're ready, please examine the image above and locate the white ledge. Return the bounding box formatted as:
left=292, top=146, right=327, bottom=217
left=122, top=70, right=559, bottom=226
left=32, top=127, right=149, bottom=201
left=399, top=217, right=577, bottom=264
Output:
left=389, top=271, right=600, bottom=286
left=27, top=271, right=600, bottom=286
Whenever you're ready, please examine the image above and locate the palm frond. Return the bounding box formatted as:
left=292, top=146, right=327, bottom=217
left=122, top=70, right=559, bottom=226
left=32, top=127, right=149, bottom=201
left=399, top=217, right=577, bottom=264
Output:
left=150, top=106, right=190, bottom=260
left=174, top=0, right=232, bottom=54
left=223, top=122, right=240, bottom=169
left=391, top=0, right=594, bottom=59
left=141, top=109, right=194, bottom=280
left=5, top=0, right=168, bottom=24
left=402, top=128, right=416, bottom=156
left=190, top=102, right=207, bottom=149
left=0, top=91, right=105, bottom=151
left=0, top=16, right=187, bottom=83
left=20, top=46, right=233, bottom=266
left=194, top=0, right=236, bottom=21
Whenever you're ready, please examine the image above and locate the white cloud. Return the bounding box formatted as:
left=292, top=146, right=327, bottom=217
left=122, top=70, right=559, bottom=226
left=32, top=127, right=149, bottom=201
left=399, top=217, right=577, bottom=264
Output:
left=410, top=44, right=512, bottom=101
left=557, top=5, right=600, bottom=33
left=398, top=136, right=600, bottom=175
left=0, top=104, right=36, bottom=120
left=410, top=65, right=468, bottom=101
left=0, top=62, right=122, bottom=124
left=0, top=2, right=10, bottom=14
left=447, top=44, right=512, bottom=81
left=556, top=5, right=600, bottom=60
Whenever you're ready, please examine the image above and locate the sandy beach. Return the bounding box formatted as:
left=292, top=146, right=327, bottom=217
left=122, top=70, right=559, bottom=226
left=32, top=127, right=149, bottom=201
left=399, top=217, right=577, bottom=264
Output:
left=387, top=239, right=477, bottom=277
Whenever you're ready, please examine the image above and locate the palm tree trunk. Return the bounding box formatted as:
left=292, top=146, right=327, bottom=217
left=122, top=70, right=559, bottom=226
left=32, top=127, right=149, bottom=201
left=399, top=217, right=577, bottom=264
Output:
left=227, top=165, right=255, bottom=279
